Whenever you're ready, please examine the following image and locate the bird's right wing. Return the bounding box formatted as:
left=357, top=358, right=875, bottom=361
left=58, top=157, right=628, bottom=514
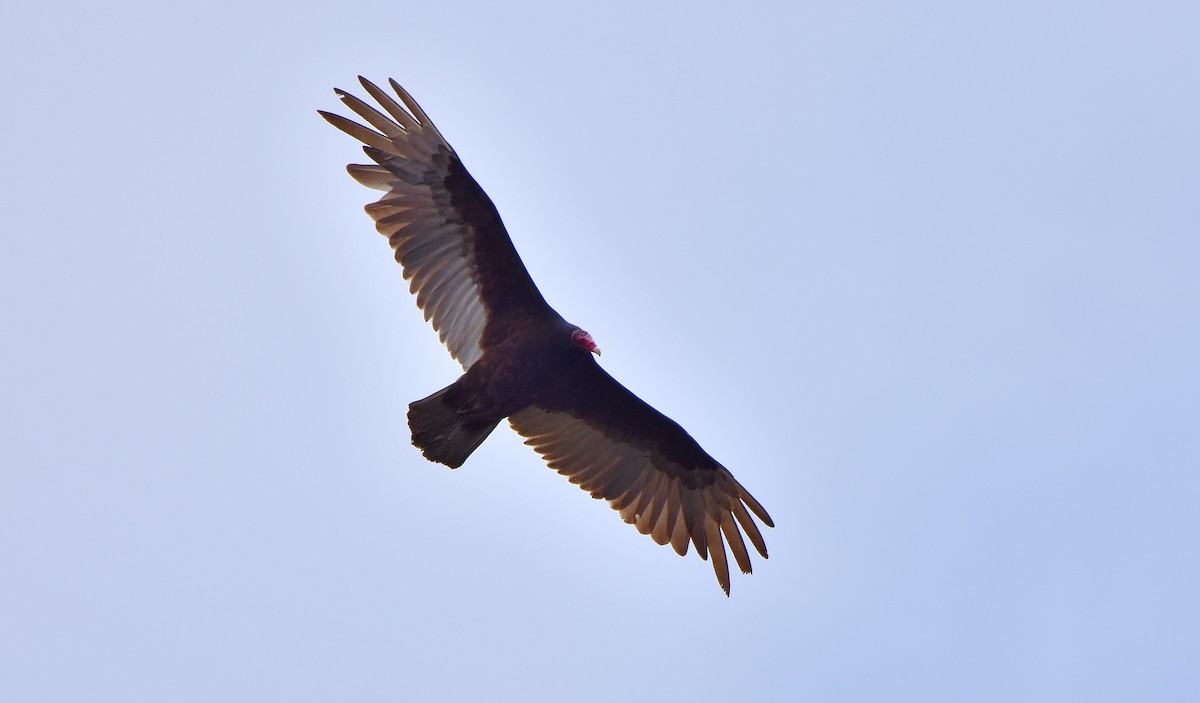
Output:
left=509, top=360, right=773, bottom=594
left=320, top=77, right=551, bottom=368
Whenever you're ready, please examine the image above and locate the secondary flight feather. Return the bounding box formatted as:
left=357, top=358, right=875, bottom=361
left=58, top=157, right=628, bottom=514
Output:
left=320, top=77, right=773, bottom=594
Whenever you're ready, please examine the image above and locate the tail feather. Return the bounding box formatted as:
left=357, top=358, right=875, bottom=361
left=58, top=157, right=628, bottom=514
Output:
left=408, top=385, right=498, bottom=468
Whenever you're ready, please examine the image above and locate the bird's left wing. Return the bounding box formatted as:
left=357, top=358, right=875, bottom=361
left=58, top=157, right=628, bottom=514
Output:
left=320, top=78, right=552, bottom=368
left=509, top=361, right=773, bottom=594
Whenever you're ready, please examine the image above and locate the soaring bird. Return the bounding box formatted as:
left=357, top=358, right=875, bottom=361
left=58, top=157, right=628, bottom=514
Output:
left=320, top=78, right=773, bottom=594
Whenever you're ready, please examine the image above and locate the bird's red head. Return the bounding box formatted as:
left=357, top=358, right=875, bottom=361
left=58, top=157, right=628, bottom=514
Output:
left=571, top=329, right=601, bottom=356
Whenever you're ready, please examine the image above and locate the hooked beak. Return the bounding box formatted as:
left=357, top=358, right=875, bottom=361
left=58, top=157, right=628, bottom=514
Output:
left=572, top=329, right=601, bottom=356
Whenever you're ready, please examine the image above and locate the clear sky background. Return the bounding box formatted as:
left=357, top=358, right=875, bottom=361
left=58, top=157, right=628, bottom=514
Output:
left=2, top=1, right=1197, bottom=701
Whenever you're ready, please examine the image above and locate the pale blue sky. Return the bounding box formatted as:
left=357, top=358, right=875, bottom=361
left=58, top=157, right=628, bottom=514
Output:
left=2, top=1, right=1198, bottom=701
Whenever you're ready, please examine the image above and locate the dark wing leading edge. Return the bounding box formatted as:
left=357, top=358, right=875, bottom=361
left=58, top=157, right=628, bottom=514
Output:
left=509, top=361, right=774, bottom=595
left=320, top=77, right=551, bottom=368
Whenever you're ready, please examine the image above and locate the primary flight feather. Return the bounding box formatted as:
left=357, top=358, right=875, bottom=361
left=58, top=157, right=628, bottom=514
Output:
left=320, top=77, right=773, bottom=594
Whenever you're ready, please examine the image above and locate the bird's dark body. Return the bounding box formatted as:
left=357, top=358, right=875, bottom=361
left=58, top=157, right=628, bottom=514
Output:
left=322, top=77, right=773, bottom=593
left=443, top=317, right=585, bottom=424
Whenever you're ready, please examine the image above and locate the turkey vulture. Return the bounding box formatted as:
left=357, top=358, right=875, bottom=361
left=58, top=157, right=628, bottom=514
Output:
left=320, top=77, right=773, bottom=594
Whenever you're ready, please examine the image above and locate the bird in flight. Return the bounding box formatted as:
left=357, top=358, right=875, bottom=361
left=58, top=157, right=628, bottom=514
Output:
left=320, top=77, right=773, bottom=594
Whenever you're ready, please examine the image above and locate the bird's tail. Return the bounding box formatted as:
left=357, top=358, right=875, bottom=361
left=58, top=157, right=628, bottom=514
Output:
left=408, top=385, right=499, bottom=469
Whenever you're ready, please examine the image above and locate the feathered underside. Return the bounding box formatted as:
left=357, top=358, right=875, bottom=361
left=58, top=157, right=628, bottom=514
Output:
left=510, top=400, right=773, bottom=595
left=323, top=77, right=774, bottom=595
left=319, top=77, right=547, bottom=369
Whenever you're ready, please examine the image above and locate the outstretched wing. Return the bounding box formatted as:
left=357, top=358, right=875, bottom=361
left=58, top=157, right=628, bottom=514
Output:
left=320, top=77, right=551, bottom=368
left=509, top=361, right=773, bottom=595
